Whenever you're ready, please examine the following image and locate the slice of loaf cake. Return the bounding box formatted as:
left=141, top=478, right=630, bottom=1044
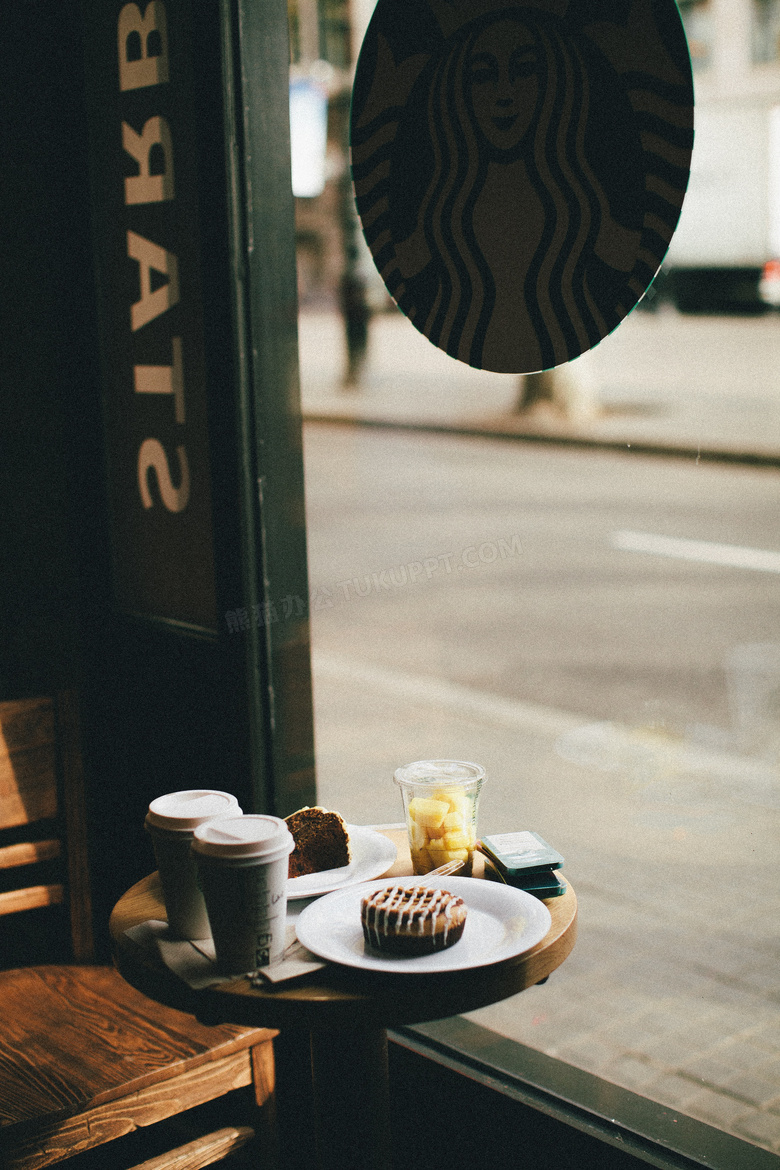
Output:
left=285, top=806, right=351, bottom=878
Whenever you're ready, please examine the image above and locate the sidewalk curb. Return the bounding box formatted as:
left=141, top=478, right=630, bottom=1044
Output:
left=302, top=411, right=780, bottom=469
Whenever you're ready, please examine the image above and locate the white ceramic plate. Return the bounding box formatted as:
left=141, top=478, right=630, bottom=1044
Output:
left=295, top=875, right=552, bottom=973
left=286, top=825, right=398, bottom=900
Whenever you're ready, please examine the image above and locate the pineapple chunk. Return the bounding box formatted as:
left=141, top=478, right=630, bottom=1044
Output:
left=407, top=797, right=449, bottom=831
left=442, top=810, right=465, bottom=833
left=408, top=818, right=428, bottom=851
left=429, top=846, right=469, bottom=866
left=406, top=787, right=477, bottom=873
left=443, top=830, right=469, bottom=851
left=432, top=788, right=470, bottom=818
left=411, top=846, right=433, bottom=873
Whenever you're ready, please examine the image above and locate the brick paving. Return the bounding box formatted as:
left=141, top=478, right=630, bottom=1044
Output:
left=465, top=860, right=780, bottom=1155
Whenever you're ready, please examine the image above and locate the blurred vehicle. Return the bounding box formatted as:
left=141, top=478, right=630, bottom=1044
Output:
left=759, top=256, right=780, bottom=306
left=665, top=103, right=780, bottom=313
left=663, top=0, right=780, bottom=314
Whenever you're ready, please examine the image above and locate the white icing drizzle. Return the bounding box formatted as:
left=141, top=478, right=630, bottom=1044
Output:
left=361, top=885, right=464, bottom=949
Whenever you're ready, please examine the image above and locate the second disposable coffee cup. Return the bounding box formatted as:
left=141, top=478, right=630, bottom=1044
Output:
left=192, top=815, right=295, bottom=974
left=145, top=789, right=242, bottom=939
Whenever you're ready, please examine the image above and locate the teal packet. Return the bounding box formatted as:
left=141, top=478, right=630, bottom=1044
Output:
left=479, top=831, right=564, bottom=877
left=509, top=868, right=567, bottom=899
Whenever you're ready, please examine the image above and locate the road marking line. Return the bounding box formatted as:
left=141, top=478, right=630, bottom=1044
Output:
left=612, top=530, right=780, bottom=573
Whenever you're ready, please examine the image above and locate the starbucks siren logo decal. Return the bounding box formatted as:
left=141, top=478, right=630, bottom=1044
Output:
left=350, top=0, right=694, bottom=373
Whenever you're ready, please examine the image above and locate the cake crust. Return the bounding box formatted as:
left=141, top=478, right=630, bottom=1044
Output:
left=361, top=884, right=467, bottom=956
left=285, top=806, right=351, bottom=878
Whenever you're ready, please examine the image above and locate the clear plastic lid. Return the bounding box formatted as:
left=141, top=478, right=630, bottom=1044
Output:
left=393, top=759, right=486, bottom=788
left=191, top=814, right=295, bottom=860
left=145, top=789, right=242, bottom=832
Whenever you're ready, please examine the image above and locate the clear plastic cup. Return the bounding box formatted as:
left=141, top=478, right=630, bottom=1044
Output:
left=393, top=759, right=486, bottom=876
left=192, top=815, right=295, bottom=974
left=145, top=789, right=242, bottom=939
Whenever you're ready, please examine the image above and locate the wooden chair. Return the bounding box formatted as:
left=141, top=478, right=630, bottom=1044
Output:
left=0, top=694, right=278, bottom=1170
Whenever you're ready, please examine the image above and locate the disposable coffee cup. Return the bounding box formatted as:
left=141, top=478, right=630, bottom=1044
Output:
left=192, top=815, right=295, bottom=975
left=145, top=789, right=242, bottom=940
left=394, top=759, right=486, bottom=876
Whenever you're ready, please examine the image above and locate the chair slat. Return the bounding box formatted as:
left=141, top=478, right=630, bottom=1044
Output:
left=0, top=699, right=57, bottom=829
left=0, top=699, right=55, bottom=757
left=0, top=884, right=64, bottom=916
left=128, top=1126, right=255, bottom=1170
left=0, top=841, right=61, bottom=870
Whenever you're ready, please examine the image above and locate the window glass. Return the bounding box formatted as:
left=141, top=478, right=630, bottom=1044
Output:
left=295, top=0, right=780, bottom=1159
left=300, top=316, right=780, bottom=1158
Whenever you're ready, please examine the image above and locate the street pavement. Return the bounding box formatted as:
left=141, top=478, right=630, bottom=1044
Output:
left=298, top=304, right=780, bottom=463
left=298, top=307, right=780, bottom=1157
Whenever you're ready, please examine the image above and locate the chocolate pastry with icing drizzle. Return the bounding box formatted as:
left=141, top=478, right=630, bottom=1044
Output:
left=361, top=884, right=467, bottom=956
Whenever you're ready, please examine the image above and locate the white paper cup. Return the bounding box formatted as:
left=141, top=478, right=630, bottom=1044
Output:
left=192, top=815, right=295, bottom=974
left=145, top=789, right=242, bottom=939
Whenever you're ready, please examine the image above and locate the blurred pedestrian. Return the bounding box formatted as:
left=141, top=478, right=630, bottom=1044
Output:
left=339, top=269, right=370, bottom=388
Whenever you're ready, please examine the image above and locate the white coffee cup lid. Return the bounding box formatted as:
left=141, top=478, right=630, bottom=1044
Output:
left=145, top=789, right=242, bottom=832
left=192, top=814, right=295, bottom=860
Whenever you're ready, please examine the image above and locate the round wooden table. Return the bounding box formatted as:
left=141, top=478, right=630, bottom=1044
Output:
left=110, top=829, right=576, bottom=1170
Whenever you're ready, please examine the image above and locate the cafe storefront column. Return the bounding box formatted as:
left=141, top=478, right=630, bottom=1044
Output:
left=79, top=0, right=315, bottom=921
